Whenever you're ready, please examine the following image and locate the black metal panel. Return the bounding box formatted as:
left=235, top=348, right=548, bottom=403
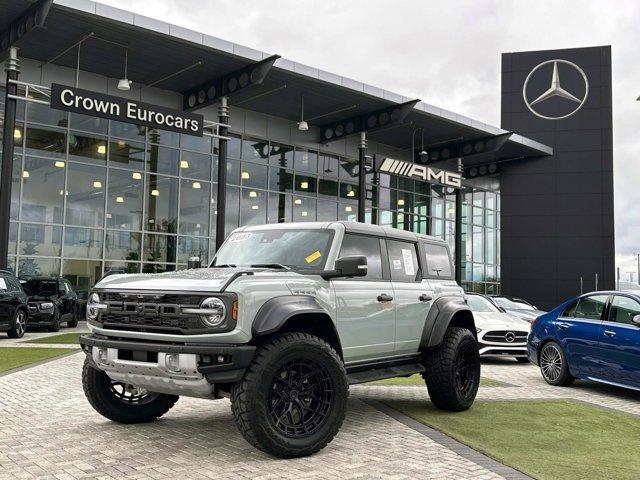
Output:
left=318, top=99, right=419, bottom=144
left=425, top=132, right=512, bottom=164
left=0, top=0, right=51, bottom=55
left=182, top=54, right=280, bottom=112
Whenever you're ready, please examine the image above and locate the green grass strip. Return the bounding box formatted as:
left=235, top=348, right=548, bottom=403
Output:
left=0, top=347, right=79, bottom=373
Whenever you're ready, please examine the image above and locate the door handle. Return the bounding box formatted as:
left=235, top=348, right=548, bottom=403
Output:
left=377, top=293, right=393, bottom=302
left=558, top=323, right=570, bottom=330
left=603, top=330, right=616, bottom=337
left=419, top=294, right=433, bottom=302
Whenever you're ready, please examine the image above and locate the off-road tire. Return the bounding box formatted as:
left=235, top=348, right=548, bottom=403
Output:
left=7, top=309, right=27, bottom=338
left=539, top=341, right=574, bottom=386
left=48, top=310, right=60, bottom=332
left=82, top=357, right=178, bottom=423
left=231, top=332, right=348, bottom=458
left=422, top=326, right=480, bottom=411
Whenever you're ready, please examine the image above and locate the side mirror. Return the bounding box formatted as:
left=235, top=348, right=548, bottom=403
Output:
left=632, top=315, right=640, bottom=327
left=323, top=255, right=368, bottom=279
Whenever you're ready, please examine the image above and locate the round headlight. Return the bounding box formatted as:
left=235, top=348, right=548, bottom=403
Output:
left=200, top=297, right=226, bottom=327
left=86, top=292, right=100, bottom=321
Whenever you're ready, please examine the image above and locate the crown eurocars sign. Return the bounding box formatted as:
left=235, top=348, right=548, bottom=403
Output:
left=376, top=157, right=462, bottom=188
left=50, top=84, right=204, bottom=137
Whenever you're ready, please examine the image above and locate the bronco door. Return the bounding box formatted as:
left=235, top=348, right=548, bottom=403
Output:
left=332, top=233, right=396, bottom=363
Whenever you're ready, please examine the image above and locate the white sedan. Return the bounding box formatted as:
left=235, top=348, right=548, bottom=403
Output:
left=466, top=293, right=531, bottom=363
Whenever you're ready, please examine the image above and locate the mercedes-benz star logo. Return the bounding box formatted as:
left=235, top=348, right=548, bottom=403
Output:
left=522, top=59, right=589, bottom=120
left=505, top=332, right=516, bottom=343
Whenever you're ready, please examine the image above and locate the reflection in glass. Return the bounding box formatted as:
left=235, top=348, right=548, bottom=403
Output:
left=269, top=142, right=293, bottom=168
left=111, top=120, right=146, bottom=141
left=105, top=230, right=141, bottom=261
left=228, top=134, right=241, bottom=159
left=69, top=113, right=108, bottom=134
left=145, top=175, right=178, bottom=233
left=267, top=193, right=291, bottom=224
left=143, top=263, right=175, bottom=273
left=180, top=179, right=210, bottom=236
left=148, top=128, right=179, bottom=148
left=293, top=196, right=315, bottom=221
left=339, top=158, right=358, bottom=180
left=240, top=188, right=267, bottom=226
left=68, top=133, right=107, bottom=164
left=316, top=200, right=337, bottom=221
left=109, top=139, right=145, bottom=170
left=20, top=223, right=62, bottom=257
left=19, top=257, right=60, bottom=278
left=25, top=126, right=66, bottom=158
left=294, top=148, right=317, bottom=173
left=181, top=132, right=212, bottom=153
left=21, top=157, right=64, bottom=223
left=104, top=261, right=140, bottom=274
left=269, top=168, right=293, bottom=193
left=63, top=259, right=102, bottom=298
left=66, top=163, right=106, bottom=228
left=107, top=169, right=143, bottom=230
left=241, top=162, right=268, bottom=189
left=147, top=145, right=179, bottom=176
left=180, top=151, right=211, bottom=180
left=295, top=174, right=316, bottom=194
left=178, top=236, right=208, bottom=264
left=242, top=137, right=269, bottom=162
left=64, top=227, right=103, bottom=258
left=11, top=154, right=21, bottom=220
left=318, top=153, right=339, bottom=177
left=144, top=233, right=176, bottom=263
left=26, top=98, right=67, bottom=127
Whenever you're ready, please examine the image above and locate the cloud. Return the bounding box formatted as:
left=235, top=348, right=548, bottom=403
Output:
left=100, top=0, right=640, bottom=271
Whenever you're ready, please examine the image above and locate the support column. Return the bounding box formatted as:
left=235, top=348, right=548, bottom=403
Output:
left=454, top=157, right=463, bottom=285
left=0, top=47, right=20, bottom=270
left=357, top=131, right=367, bottom=223
left=215, top=96, right=229, bottom=251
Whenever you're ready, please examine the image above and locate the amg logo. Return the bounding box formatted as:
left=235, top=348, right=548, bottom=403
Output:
left=377, top=158, right=462, bottom=188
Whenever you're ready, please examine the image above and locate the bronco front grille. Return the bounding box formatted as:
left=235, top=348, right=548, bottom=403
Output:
left=483, top=330, right=528, bottom=344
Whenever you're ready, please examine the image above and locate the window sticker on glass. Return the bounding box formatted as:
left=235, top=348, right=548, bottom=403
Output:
left=305, top=250, right=322, bottom=264
left=402, top=249, right=415, bottom=276
left=229, top=232, right=252, bottom=243
left=393, top=259, right=402, bottom=270
left=0, top=278, right=6, bottom=290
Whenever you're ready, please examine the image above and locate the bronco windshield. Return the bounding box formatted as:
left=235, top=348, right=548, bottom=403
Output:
left=211, top=229, right=333, bottom=270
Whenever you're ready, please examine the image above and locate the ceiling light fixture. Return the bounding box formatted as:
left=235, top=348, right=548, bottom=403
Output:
left=118, top=47, right=132, bottom=91
left=241, top=171, right=250, bottom=180
left=132, top=172, right=142, bottom=180
left=294, top=198, right=302, bottom=205
left=151, top=189, right=159, bottom=196
left=192, top=182, right=201, bottom=189
left=13, top=128, right=21, bottom=139
left=22, top=171, right=29, bottom=178
left=180, top=160, right=189, bottom=169
left=301, top=211, right=308, bottom=217
left=97, top=144, right=106, bottom=154
left=297, top=95, right=309, bottom=131
left=345, top=206, right=352, bottom=212
left=397, top=199, right=405, bottom=206
left=346, top=190, right=355, bottom=197
left=300, top=181, right=309, bottom=189
left=249, top=191, right=257, bottom=198
left=93, top=180, right=102, bottom=188
left=54, top=161, right=65, bottom=168
left=115, top=196, right=124, bottom=203
left=251, top=205, right=259, bottom=210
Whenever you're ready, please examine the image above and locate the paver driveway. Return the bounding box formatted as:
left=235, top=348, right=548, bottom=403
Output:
left=0, top=346, right=638, bottom=479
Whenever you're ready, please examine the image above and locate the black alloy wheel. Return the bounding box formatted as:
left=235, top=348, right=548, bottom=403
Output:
left=454, top=343, right=478, bottom=402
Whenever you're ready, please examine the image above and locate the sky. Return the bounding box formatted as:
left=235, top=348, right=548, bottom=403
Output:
left=100, top=0, right=640, bottom=279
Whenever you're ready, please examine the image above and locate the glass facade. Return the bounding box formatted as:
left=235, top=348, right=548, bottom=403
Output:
left=0, top=86, right=500, bottom=297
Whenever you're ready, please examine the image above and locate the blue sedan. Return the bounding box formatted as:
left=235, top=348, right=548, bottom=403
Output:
left=528, top=291, right=640, bottom=390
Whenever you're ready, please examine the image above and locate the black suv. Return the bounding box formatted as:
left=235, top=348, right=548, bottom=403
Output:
left=0, top=270, right=29, bottom=338
left=22, top=277, right=79, bottom=331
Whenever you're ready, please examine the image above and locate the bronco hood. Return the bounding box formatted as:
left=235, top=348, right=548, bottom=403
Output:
left=94, top=267, right=282, bottom=293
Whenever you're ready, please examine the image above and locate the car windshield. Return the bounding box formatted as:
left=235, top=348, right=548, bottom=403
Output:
left=466, top=295, right=501, bottom=313
left=212, top=229, right=333, bottom=270
left=23, top=279, right=57, bottom=296
left=493, top=297, right=535, bottom=311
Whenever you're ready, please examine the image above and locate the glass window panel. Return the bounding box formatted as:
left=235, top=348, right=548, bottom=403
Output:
left=486, top=210, right=496, bottom=228
left=317, top=200, right=337, bottom=221
left=269, top=168, right=293, bottom=193
left=104, top=261, right=140, bottom=274
left=145, top=174, right=178, bottom=233
left=242, top=137, right=269, bottom=162
left=110, top=120, right=146, bottom=141
left=225, top=159, right=240, bottom=185
left=473, top=226, right=484, bottom=263
left=473, top=191, right=485, bottom=207
left=318, top=178, right=339, bottom=198
left=339, top=182, right=358, bottom=202
left=473, top=206, right=484, bottom=226
left=414, top=215, right=429, bottom=235
left=387, top=240, right=419, bottom=281
left=25, top=126, right=66, bottom=158
left=223, top=186, right=240, bottom=237
left=295, top=174, right=316, bottom=195
left=181, top=132, right=212, bottom=153
left=339, top=234, right=382, bottom=279
left=432, top=185, right=445, bottom=198
left=267, top=193, right=291, bottom=224
left=268, top=142, right=293, bottom=167
left=179, top=150, right=211, bottom=180
left=178, top=236, right=209, bottom=264
left=20, top=223, right=62, bottom=256
left=486, top=192, right=496, bottom=210
left=69, top=113, right=108, bottom=135
left=148, top=127, right=179, bottom=148
left=240, top=188, right=267, bottom=226
left=180, top=179, right=210, bottom=236
left=431, top=198, right=444, bottom=218
left=445, top=201, right=456, bottom=220
left=395, top=191, right=412, bottom=212
left=339, top=157, right=358, bottom=180
left=26, top=99, right=67, bottom=127
left=397, top=175, right=413, bottom=192
left=66, top=162, right=106, bottom=228
left=413, top=194, right=429, bottom=217
left=13, top=123, right=24, bottom=152
left=241, top=162, right=268, bottom=189
left=415, top=180, right=431, bottom=195
left=21, top=157, right=65, bottom=223
left=228, top=134, right=241, bottom=159
left=609, top=296, right=640, bottom=325
left=294, top=148, right=317, bottom=173
left=318, top=153, right=339, bottom=177
left=63, top=259, right=102, bottom=300
left=431, top=218, right=444, bottom=238
left=11, top=153, right=21, bottom=220
left=19, top=257, right=60, bottom=278
left=109, top=139, right=145, bottom=170
left=143, top=263, right=175, bottom=273
left=143, top=233, right=176, bottom=263
left=68, top=133, right=107, bottom=164
left=64, top=227, right=103, bottom=258
left=105, top=230, right=141, bottom=261
left=107, top=169, right=143, bottom=230
left=8, top=222, right=17, bottom=255
left=147, top=145, right=179, bottom=176
left=293, top=196, right=315, bottom=222
left=486, top=228, right=496, bottom=265
left=472, top=263, right=484, bottom=281
left=337, top=203, right=357, bottom=221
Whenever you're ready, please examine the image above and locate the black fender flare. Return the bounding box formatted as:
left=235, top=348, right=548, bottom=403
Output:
left=252, top=295, right=336, bottom=338
left=419, top=295, right=475, bottom=350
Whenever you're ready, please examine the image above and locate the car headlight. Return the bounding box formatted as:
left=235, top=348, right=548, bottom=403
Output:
left=198, top=297, right=226, bottom=327
left=86, top=292, right=105, bottom=321
left=39, top=302, right=54, bottom=310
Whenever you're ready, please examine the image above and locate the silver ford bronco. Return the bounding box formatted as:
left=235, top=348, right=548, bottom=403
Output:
left=80, top=221, right=479, bottom=458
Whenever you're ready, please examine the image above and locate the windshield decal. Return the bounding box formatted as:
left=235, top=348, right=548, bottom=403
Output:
left=305, top=251, right=322, bottom=264
left=229, top=232, right=252, bottom=243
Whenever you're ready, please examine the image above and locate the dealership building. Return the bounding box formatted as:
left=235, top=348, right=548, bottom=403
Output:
left=0, top=0, right=614, bottom=309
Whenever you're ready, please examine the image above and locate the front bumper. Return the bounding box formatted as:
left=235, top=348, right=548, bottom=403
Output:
left=80, top=334, right=256, bottom=398
left=478, top=342, right=528, bottom=357
left=26, top=311, right=55, bottom=326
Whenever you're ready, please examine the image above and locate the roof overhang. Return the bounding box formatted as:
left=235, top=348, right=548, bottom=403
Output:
left=1, top=0, right=552, bottom=163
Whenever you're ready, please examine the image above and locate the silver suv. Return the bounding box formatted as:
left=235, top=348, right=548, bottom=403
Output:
left=80, top=222, right=479, bottom=458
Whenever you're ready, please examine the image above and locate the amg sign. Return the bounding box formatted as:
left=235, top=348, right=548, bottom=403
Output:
left=50, top=84, right=204, bottom=137
left=377, top=157, right=462, bottom=188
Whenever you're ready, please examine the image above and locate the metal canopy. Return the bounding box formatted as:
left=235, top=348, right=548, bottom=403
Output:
left=1, top=0, right=552, bottom=165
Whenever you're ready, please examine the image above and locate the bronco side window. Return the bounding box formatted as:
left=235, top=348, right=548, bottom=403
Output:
left=386, top=240, right=420, bottom=282
left=422, top=242, right=453, bottom=279
left=339, top=234, right=383, bottom=280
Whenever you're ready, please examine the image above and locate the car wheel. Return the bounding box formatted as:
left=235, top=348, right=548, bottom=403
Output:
left=7, top=310, right=27, bottom=338
left=67, top=311, right=79, bottom=328
left=231, top=332, right=348, bottom=458
left=48, top=310, right=61, bottom=332
left=82, top=357, right=179, bottom=423
left=423, top=327, right=480, bottom=412
left=539, top=341, right=574, bottom=386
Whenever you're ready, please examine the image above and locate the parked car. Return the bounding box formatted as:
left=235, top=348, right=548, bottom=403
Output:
left=528, top=291, right=640, bottom=390
left=0, top=270, right=29, bottom=338
left=490, top=295, right=546, bottom=323
left=466, top=293, right=531, bottom=362
left=21, top=277, right=80, bottom=331
left=79, top=221, right=480, bottom=458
